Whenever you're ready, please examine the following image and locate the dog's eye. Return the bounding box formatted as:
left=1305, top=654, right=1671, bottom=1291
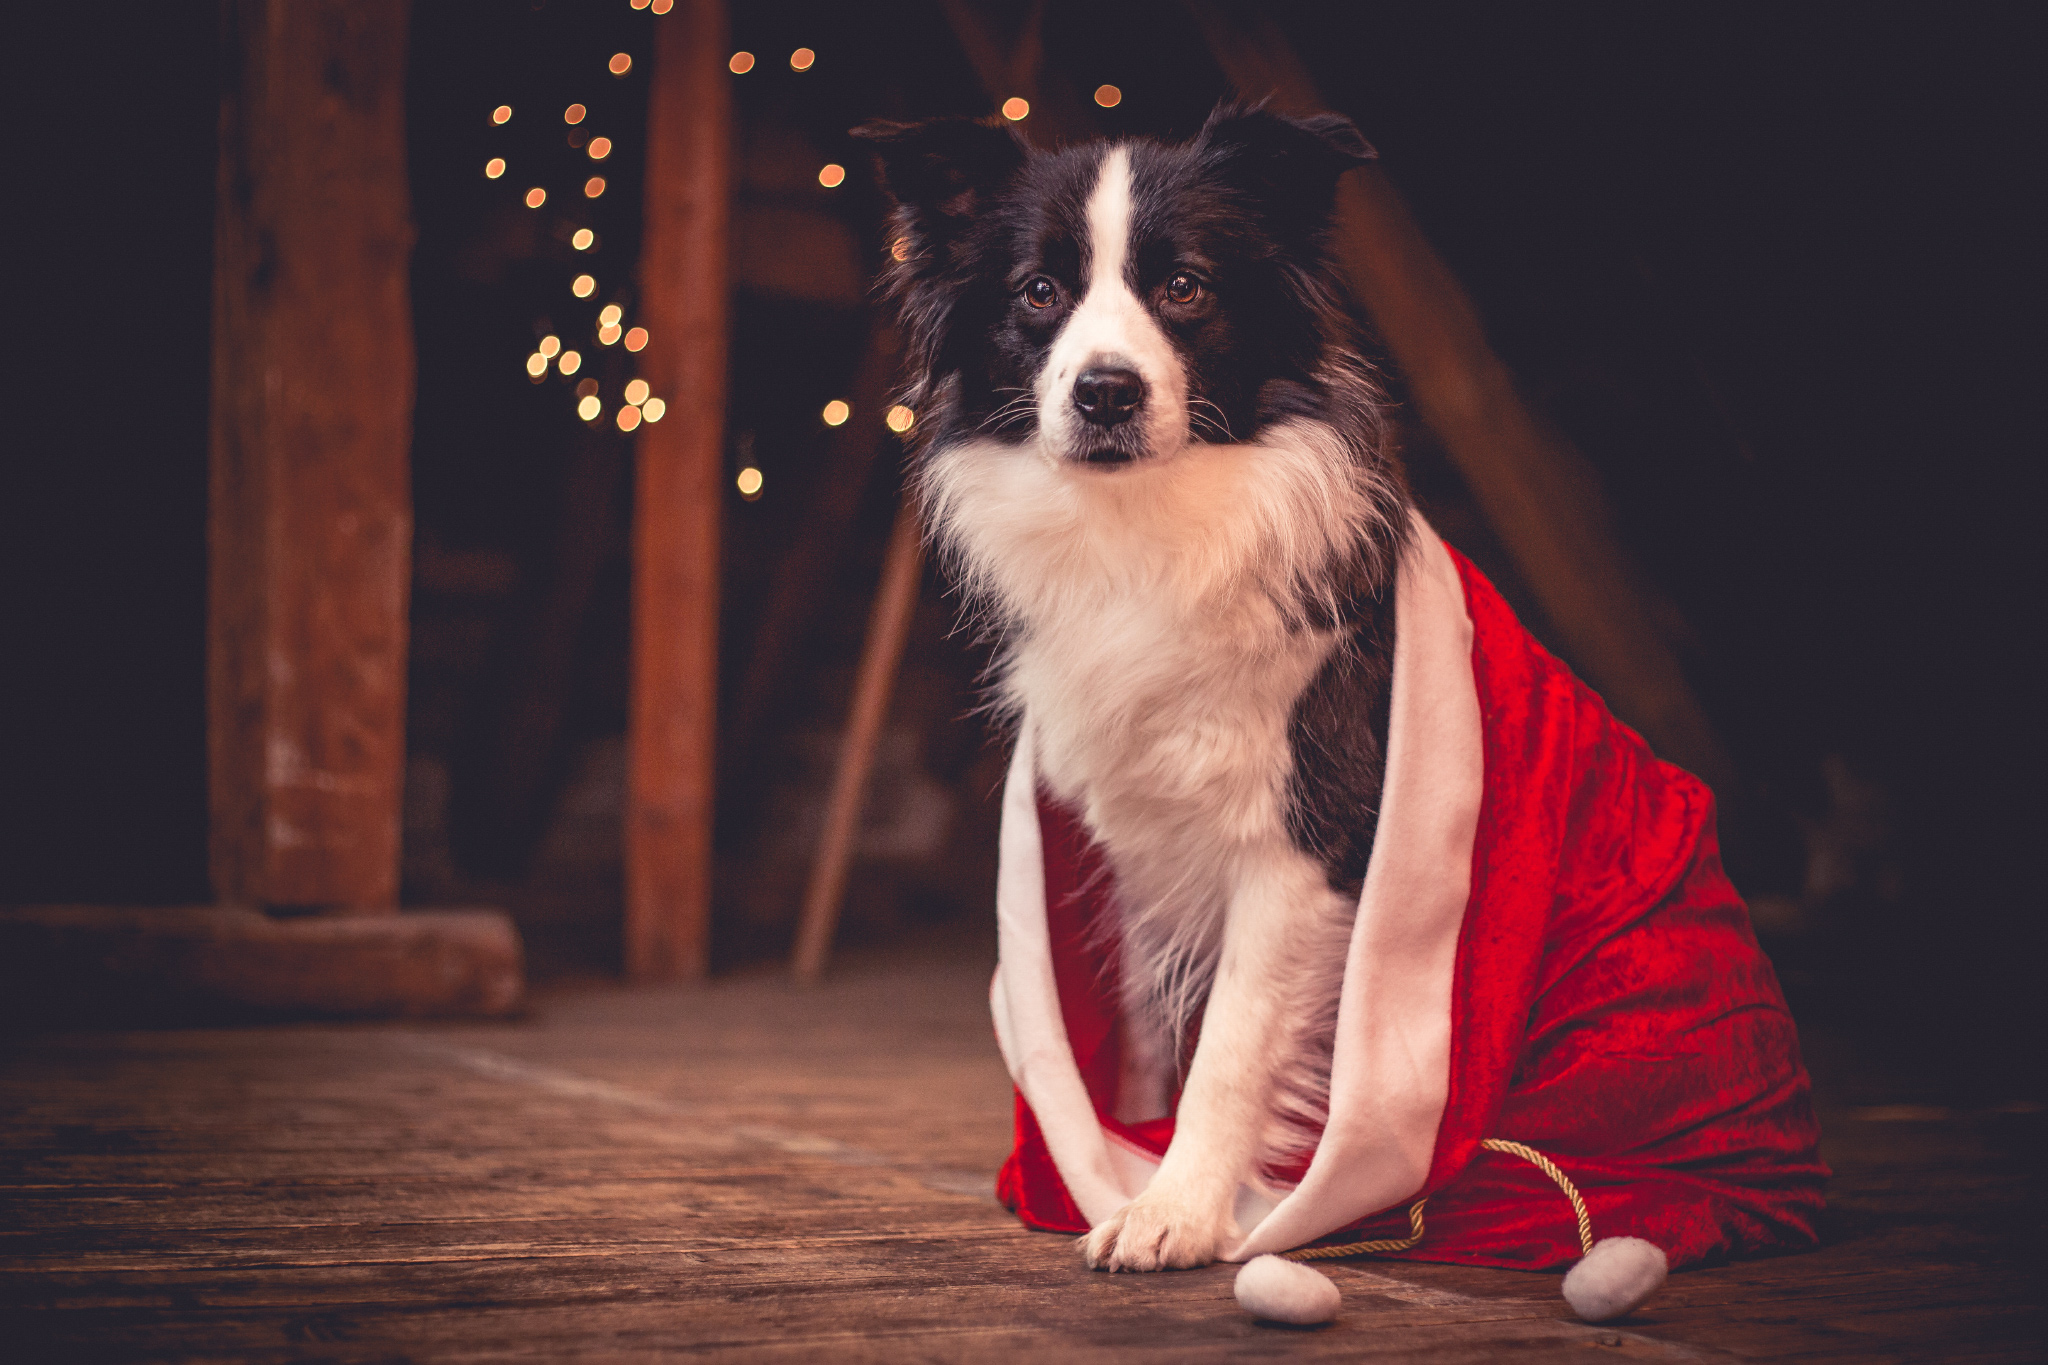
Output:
left=1165, top=272, right=1202, bottom=304
left=1022, top=277, right=1059, bottom=309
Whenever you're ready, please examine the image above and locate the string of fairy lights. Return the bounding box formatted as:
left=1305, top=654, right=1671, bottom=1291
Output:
left=481, top=2, right=1130, bottom=502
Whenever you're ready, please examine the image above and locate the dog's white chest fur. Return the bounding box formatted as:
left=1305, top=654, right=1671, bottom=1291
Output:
left=924, top=422, right=1378, bottom=1137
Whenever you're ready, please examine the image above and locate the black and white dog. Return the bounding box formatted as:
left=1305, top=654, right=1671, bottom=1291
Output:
left=858, top=104, right=1414, bottom=1271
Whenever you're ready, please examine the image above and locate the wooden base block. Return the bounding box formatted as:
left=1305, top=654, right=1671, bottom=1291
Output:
left=0, top=907, right=524, bottom=1027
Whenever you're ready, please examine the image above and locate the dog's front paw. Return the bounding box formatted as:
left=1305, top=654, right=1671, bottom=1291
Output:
left=1078, top=1185, right=1237, bottom=1272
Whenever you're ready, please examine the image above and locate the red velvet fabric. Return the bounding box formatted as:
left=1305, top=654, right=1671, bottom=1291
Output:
left=993, top=549, right=1827, bottom=1269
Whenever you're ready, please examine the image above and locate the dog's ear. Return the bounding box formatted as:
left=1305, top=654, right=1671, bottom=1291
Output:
left=851, top=117, right=1028, bottom=258
left=1196, top=103, right=1376, bottom=226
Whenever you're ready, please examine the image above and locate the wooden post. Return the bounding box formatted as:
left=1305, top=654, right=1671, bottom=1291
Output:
left=209, top=0, right=415, bottom=911
left=628, top=0, right=731, bottom=981
left=791, top=501, right=926, bottom=983
left=1188, top=4, right=1738, bottom=794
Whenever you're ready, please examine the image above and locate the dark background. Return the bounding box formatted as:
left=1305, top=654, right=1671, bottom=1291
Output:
left=3, top=3, right=2039, bottom=1093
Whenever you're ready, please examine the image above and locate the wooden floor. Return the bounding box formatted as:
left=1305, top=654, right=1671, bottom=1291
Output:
left=2, top=932, right=2040, bottom=1362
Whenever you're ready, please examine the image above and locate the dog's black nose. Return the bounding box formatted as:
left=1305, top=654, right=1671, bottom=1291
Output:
left=1073, top=367, right=1145, bottom=427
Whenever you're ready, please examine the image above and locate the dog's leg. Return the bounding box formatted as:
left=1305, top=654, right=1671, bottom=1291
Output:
left=1080, top=847, right=1333, bottom=1271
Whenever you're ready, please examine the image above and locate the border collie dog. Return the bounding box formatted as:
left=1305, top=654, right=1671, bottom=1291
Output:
left=857, top=104, right=1414, bottom=1271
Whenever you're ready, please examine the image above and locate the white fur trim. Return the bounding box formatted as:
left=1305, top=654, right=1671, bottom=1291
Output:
left=1229, top=521, right=1480, bottom=1257
left=1233, top=1255, right=1341, bottom=1325
left=1562, top=1237, right=1668, bottom=1322
left=992, top=718, right=1147, bottom=1226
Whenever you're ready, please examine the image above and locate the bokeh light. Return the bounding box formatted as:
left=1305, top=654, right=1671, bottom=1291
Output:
left=616, top=405, right=643, bottom=432
left=525, top=187, right=547, bottom=208
left=539, top=335, right=562, bottom=358
left=818, top=163, right=846, bottom=188
left=564, top=104, right=586, bottom=125
left=886, top=405, right=916, bottom=433
left=599, top=324, right=622, bottom=346
left=624, top=327, right=648, bottom=352
left=1002, top=97, right=1030, bottom=121
left=492, top=105, right=512, bottom=124
left=641, top=397, right=666, bottom=422
left=789, top=47, right=815, bottom=71
left=572, top=228, right=594, bottom=251
left=485, top=157, right=506, bottom=179
left=559, top=350, right=582, bottom=375
left=578, top=394, right=602, bottom=422
left=1095, top=84, right=1122, bottom=108
left=821, top=399, right=850, bottom=426
left=588, top=137, right=612, bottom=160
left=609, top=52, right=632, bottom=76
left=585, top=176, right=606, bottom=198
left=571, top=274, right=596, bottom=298
left=598, top=304, right=623, bottom=327
left=525, top=353, right=547, bottom=378
left=624, top=379, right=651, bottom=406
left=736, top=467, right=764, bottom=498
left=729, top=51, right=755, bottom=74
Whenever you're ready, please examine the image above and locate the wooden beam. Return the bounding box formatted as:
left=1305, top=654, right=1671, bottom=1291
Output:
left=627, top=0, right=731, bottom=981
left=0, top=907, right=522, bottom=1026
left=208, top=0, right=415, bottom=911
left=790, top=500, right=926, bottom=983
left=1188, top=5, right=1737, bottom=794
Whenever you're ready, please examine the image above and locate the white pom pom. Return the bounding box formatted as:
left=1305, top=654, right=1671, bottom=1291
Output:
left=1233, top=1254, right=1341, bottom=1325
left=1562, top=1237, right=1667, bottom=1322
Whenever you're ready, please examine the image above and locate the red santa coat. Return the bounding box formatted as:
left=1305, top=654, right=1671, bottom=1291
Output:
left=989, top=521, right=1825, bottom=1271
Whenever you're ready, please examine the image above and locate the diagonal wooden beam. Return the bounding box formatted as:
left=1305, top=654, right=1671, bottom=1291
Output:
left=1188, top=4, right=1737, bottom=794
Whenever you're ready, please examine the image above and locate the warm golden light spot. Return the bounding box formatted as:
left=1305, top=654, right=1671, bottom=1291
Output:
left=616, top=405, right=643, bottom=432
left=821, top=399, right=850, bottom=427
left=1094, top=84, right=1122, bottom=108
left=484, top=157, right=506, bottom=179
left=624, top=326, right=649, bottom=352
left=623, top=379, right=650, bottom=406
left=571, top=274, right=596, bottom=298
left=885, top=405, right=915, bottom=433
left=890, top=237, right=911, bottom=262
left=559, top=350, right=583, bottom=376
left=641, top=396, right=666, bottom=422
left=599, top=323, right=623, bottom=346
left=736, top=466, right=764, bottom=498
left=525, top=352, right=548, bottom=378
left=584, top=176, right=606, bottom=198
left=609, top=52, right=633, bottom=76
left=578, top=394, right=602, bottom=422
left=817, top=162, right=846, bottom=188
left=729, top=51, right=755, bottom=74
left=598, top=303, right=623, bottom=327
left=789, top=47, right=815, bottom=71
left=539, top=335, right=562, bottom=358
left=564, top=103, right=586, bottom=125
left=572, top=228, right=595, bottom=251
left=630, top=0, right=650, bottom=9
left=492, top=105, right=513, bottom=125
left=524, top=187, right=547, bottom=208
left=588, top=136, right=612, bottom=160
left=1002, top=97, right=1030, bottom=121
left=651, top=0, right=672, bottom=12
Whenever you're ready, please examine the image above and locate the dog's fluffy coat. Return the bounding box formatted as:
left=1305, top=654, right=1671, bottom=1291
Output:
left=859, top=105, right=1413, bottom=1269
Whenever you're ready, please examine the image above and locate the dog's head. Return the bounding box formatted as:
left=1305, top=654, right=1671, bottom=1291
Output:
left=855, top=104, right=1376, bottom=469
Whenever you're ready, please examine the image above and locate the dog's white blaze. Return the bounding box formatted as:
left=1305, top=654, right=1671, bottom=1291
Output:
left=1035, top=145, right=1189, bottom=461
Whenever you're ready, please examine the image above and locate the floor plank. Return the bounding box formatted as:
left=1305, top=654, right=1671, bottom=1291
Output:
left=2, top=941, right=2039, bottom=1361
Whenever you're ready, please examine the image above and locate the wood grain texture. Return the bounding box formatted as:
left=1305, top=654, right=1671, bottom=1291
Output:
left=1, top=936, right=2038, bottom=1360
left=0, top=907, right=523, bottom=1025
left=791, top=501, right=927, bottom=982
left=208, top=0, right=416, bottom=910
left=626, top=0, right=731, bottom=981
